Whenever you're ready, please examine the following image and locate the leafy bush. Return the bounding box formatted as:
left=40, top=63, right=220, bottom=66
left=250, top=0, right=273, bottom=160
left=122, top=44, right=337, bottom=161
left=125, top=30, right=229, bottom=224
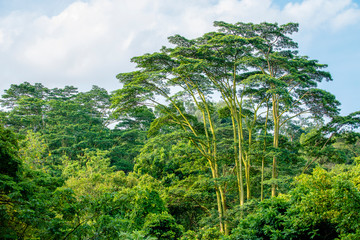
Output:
left=142, top=212, right=184, bottom=240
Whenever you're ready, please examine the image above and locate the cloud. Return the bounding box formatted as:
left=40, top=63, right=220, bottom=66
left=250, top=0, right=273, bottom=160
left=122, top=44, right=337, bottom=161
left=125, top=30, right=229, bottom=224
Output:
left=332, top=7, right=360, bottom=29
left=283, top=0, right=360, bottom=30
left=0, top=0, right=359, bottom=92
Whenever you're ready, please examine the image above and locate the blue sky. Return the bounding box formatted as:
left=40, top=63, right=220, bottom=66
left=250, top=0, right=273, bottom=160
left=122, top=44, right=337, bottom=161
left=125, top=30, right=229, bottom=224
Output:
left=0, top=0, right=79, bottom=16
left=0, top=0, right=359, bottom=115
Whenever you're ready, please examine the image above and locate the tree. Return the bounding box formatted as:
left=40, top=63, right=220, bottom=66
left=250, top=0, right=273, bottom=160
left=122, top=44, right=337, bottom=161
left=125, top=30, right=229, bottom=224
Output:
left=18, top=130, right=49, bottom=169
left=0, top=82, right=48, bottom=133
left=0, top=125, right=67, bottom=239
left=228, top=22, right=340, bottom=197
left=113, top=53, right=231, bottom=233
left=142, top=212, right=184, bottom=240
left=111, top=105, right=156, bottom=172
left=302, top=111, right=360, bottom=171
left=167, top=21, right=340, bottom=198
left=0, top=125, right=21, bottom=179
left=0, top=125, right=22, bottom=238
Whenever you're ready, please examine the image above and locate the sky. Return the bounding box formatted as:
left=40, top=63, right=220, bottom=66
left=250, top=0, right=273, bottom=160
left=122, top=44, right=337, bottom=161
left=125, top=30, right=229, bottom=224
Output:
left=0, top=0, right=359, bottom=115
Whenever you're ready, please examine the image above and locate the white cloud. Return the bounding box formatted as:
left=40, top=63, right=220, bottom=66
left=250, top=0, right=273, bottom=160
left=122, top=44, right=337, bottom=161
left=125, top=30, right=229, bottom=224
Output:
left=0, top=0, right=359, bottom=92
left=283, top=0, right=360, bottom=30
left=332, top=7, right=360, bottom=29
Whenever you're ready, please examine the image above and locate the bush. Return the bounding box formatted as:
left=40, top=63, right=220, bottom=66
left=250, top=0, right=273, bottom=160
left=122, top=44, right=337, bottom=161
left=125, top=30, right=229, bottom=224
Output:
left=142, top=212, right=184, bottom=240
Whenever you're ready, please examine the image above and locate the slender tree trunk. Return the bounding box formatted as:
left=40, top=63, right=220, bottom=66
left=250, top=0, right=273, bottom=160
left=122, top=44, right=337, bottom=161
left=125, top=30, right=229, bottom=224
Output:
left=215, top=187, right=224, bottom=232
left=261, top=104, right=269, bottom=201
left=231, top=63, right=245, bottom=206
left=237, top=115, right=245, bottom=206
left=231, top=115, right=243, bottom=206
left=261, top=157, right=265, bottom=201
left=239, top=151, right=244, bottom=206
left=272, top=96, right=279, bottom=197
left=209, top=164, right=225, bottom=233
left=219, top=185, right=229, bottom=235
left=246, top=129, right=252, bottom=200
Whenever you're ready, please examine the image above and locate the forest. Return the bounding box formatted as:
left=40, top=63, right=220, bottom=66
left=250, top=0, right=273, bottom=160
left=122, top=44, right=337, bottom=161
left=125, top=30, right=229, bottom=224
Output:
left=1, top=21, right=360, bottom=240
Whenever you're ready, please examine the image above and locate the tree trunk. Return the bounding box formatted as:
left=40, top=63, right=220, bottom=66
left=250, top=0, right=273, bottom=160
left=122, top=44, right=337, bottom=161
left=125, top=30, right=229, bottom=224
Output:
left=272, top=96, right=279, bottom=197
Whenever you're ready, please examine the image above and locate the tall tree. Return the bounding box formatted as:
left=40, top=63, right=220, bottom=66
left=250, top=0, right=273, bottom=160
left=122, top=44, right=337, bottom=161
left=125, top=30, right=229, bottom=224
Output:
left=112, top=53, right=230, bottom=233
left=0, top=82, right=49, bottom=133
left=210, top=21, right=340, bottom=197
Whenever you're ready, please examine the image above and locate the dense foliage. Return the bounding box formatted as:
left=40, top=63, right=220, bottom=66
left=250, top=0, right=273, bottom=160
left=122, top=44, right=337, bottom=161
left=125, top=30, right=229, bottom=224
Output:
left=1, top=21, right=359, bottom=239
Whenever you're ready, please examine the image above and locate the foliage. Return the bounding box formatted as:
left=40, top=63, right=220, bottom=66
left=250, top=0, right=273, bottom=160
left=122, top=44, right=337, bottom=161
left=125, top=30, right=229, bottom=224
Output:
left=0, top=83, right=153, bottom=172
left=230, top=165, right=360, bottom=240
left=142, top=212, right=184, bottom=240
left=0, top=19, right=359, bottom=239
